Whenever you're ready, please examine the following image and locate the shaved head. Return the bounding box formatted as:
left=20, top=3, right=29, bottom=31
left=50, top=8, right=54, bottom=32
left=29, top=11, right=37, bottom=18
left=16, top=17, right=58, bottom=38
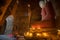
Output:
left=39, top=0, right=46, bottom=8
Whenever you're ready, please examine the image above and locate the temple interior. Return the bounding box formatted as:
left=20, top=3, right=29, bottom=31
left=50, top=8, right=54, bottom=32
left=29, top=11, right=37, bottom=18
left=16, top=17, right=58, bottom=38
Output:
left=0, top=0, right=60, bottom=40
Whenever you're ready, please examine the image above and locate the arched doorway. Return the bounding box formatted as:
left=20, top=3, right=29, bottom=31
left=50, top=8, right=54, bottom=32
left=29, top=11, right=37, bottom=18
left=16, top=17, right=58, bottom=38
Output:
left=4, top=15, right=14, bottom=35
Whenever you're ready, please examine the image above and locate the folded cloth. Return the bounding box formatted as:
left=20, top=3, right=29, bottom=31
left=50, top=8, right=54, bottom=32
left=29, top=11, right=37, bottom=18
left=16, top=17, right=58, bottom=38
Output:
left=7, top=34, right=13, bottom=38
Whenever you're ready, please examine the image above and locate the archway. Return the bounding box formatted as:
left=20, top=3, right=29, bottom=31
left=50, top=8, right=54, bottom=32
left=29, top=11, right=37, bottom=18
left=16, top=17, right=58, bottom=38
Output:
left=4, top=15, right=14, bottom=35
